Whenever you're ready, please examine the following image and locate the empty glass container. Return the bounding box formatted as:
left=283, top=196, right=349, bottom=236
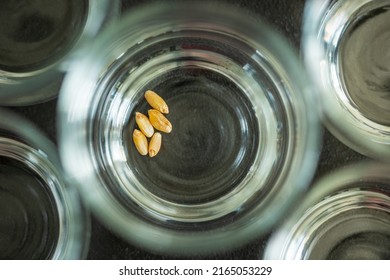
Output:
left=302, top=0, right=390, bottom=161
left=0, top=0, right=119, bottom=105
left=0, top=109, right=89, bottom=259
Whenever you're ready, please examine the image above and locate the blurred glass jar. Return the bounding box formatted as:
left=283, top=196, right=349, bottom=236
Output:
left=0, top=109, right=89, bottom=259
left=0, top=0, right=119, bottom=106
left=302, top=0, right=390, bottom=161
left=264, top=162, right=390, bottom=260
left=58, top=2, right=320, bottom=255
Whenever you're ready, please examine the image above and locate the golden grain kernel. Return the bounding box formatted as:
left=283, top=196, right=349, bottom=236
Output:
left=145, top=90, right=169, bottom=114
left=135, top=112, right=154, bottom=138
left=148, top=109, right=172, bottom=133
left=132, top=129, right=148, bottom=156
left=148, top=132, right=162, bottom=158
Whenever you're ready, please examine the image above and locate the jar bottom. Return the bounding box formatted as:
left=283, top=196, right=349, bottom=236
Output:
left=328, top=232, right=390, bottom=260
left=124, top=67, right=259, bottom=204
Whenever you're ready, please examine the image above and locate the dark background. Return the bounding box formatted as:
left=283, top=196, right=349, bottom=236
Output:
left=9, top=0, right=366, bottom=259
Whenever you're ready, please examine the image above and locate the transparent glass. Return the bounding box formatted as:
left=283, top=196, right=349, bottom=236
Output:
left=0, top=0, right=119, bottom=106
left=58, top=2, right=320, bottom=255
left=0, top=109, right=89, bottom=259
left=264, top=162, right=390, bottom=260
left=302, top=0, right=390, bottom=161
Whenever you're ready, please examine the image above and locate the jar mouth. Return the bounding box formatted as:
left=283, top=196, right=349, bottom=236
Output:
left=0, top=138, right=62, bottom=259
left=302, top=0, right=390, bottom=160
left=286, top=188, right=390, bottom=260
left=59, top=2, right=320, bottom=254
left=93, top=30, right=286, bottom=226
left=0, top=0, right=120, bottom=106
left=0, top=0, right=88, bottom=75
left=0, top=109, right=89, bottom=259
left=264, top=162, right=390, bottom=260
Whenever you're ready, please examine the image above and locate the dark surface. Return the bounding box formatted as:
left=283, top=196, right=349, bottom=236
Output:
left=8, top=0, right=367, bottom=260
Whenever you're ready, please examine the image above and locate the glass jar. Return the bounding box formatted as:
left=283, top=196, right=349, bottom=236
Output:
left=0, top=0, right=119, bottom=106
left=302, top=0, right=390, bottom=161
left=0, top=109, right=89, bottom=259
left=58, top=2, right=320, bottom=255
left=264, top=161, right=390, bottom=260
